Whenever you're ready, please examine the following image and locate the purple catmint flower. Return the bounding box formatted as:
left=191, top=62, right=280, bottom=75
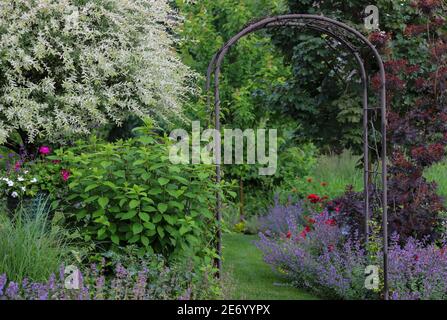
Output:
left=258, top=198, right=305, bottom=237
left=47, top=274, right=56, bottom=293
left=257, top=202, right=447, bottom=300
left=38, top=284, right=49, bottom=300
left=6, top=282, right=19, bottom=299
left=94, top=276, right=106, bottom=300
left=132, top=268, right=148, bottom=300
left=115, top=264, right=128, bottom=279
left=0, top=274, right=7, bottom=296
left=0, top=259, right=202, bottom=300
left=59, top=265, right=65, bottom=282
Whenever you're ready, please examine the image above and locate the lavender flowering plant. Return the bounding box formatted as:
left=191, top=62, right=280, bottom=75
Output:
left=258, top=196, right=307, bottom=237
left=256, top=201, right=447, bottom=300
left=0, top=252, right=216, bottom=300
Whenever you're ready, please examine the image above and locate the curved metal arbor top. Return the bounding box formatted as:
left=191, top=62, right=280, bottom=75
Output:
left=205, top=14, right=388, bottom=299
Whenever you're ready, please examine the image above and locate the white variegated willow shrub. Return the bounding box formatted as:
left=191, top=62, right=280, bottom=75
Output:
left=0, top=0, right=196, bottom=146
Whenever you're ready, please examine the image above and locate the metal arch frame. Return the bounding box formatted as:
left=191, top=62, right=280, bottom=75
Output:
left=205, top=14, right=388, bottom=299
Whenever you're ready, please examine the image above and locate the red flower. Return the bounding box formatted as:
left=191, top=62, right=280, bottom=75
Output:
left=61, top=169, right=71, bottom=182
left=307, top=194, right=320, bottom=203
left=52, top=160, right=61, bottom=164
left=415, top=0, right=441, bottom=14
left=14, top=161, right=21, bottom=171
left=321, top=182, right=328, bottom=187
left=384, top=59, right=408, bottom=73
left=286, top=231, right=292, bottom=239
left=299, top=226, right=311, bottom=239
left=406, top=65, right=420, bottom=75
left=328, top=244, right=334, bottom=252
left=307, top=217, right=316, bottom=225
left=404, top=24, right=426, bottom=37
left=306, top=177, right=313, bottom=183
left=325, top=219, right=336, bottom=226
left=335, top=206, right=341, bottom=213
left=431, top=16, right=445, bottom=27
left=414, top=77, right=426, bottom=90
left=368, top=31, right=390, bottom=48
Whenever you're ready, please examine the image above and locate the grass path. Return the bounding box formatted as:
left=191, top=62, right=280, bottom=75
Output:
left=222, top=233, right=317, bottom=300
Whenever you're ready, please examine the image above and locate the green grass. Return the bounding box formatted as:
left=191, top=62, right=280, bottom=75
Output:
left=311, top=150, right=363, bottom=197
left=222, top=233, right=317, bottom=300
left=425, top=160, right=447, bottom=202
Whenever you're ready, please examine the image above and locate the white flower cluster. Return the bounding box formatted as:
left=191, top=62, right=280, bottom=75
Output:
left=0, top=0, right=197, bottom=145
left=0, top=173, right=38, bottom=198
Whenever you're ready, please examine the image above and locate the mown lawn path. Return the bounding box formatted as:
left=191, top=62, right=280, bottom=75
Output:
left=222, top=233, right=317, bottom=300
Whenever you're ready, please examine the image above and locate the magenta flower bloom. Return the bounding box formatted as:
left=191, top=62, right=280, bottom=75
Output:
left=60, top=169, right=71, bottom=182
left=39, top=146, right=51, bottom=155
left=14, top=161, right=21, bottom=171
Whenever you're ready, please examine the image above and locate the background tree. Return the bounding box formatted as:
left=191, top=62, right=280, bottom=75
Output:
left=0, top=0, right=195, bottom=156
left=176, top=0, right=318, bottom=216
left=278, top=0, right=447, bottom=241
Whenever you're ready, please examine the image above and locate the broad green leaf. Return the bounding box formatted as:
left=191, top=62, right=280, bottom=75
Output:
left=141, top=197, right=154, bottom=204
left=92, top=209, right=105, bottom=218
left=141, top=235, right=149, bottom=247
left=157, top=226, right=165, bottom=238
left=158, top=177, right=169, bottom=186
left=143, top=221, right=156, bottom=230
left=97, top=228, right=106, bottom=238
left=138, top=211, right=150, bottom=222
left=148, top=188, right=162, bottom=195
left=152, top=214, right=162, bottom=223
left=149, top=163, right=164, bottom=170
left=128, top=234, right=140, bottom=244
left=179, top=226, right=190, bottom=235
left=100, top=161, right=112, bottom=168
left=168, top=166, right=181, bottom=173
left=157, top=203, right=168, bottom=213
left=85, top=184, right=99, bottom=192
left=198, top=172, right=209, bottom=180
left=98, top=197, right=109, bottom=209
left=133, top=159, right=146, bottom=166
left=111, top=234, right=120, bottom=245
left=129, top=199, right=140, bottom=209
left=121, top=210, right=137, bottom=220
left=103, top=181, right=117, bottom=189
left=163, top=215, right=176, bottom=225
left=132, top=223, right=144, bottom=235
left=168, top=200, right=184, bottom=210
left=113, top=170, right=126, bottom=178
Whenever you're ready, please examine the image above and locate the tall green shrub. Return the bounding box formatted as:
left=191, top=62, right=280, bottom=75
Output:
left=40, top=126, right=225, bottom=258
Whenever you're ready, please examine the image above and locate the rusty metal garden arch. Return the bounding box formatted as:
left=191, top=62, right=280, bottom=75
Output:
left=205, top=14, right=388, bottom=299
